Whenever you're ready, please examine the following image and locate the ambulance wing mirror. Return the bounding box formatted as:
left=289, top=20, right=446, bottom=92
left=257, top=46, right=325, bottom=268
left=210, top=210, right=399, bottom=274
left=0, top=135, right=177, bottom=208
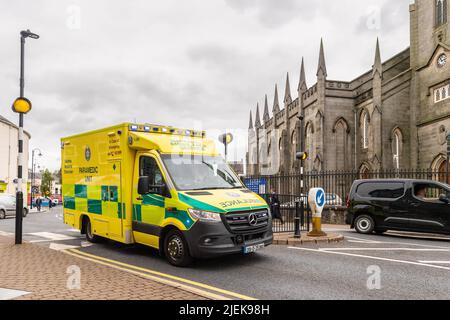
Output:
left=138, top=176, right=150, bottom=195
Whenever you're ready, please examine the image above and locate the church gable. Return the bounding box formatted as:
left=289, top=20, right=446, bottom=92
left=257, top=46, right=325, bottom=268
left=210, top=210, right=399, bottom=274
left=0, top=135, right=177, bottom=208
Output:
left=417, top=42, right=450, bottom=71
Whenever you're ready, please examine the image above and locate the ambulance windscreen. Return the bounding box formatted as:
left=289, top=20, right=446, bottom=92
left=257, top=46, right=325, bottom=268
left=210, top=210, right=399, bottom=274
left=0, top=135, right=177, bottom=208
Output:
left=161, top=155, right=243, bottom=191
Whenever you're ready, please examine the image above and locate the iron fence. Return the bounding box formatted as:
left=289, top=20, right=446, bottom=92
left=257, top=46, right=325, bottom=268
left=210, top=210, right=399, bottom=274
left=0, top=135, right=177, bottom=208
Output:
left=259, top=194, right=311, bottom=233
left=246, top=168, right=448, bottom=233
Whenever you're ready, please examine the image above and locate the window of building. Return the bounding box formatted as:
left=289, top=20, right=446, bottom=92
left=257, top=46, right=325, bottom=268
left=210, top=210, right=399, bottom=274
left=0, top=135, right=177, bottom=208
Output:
left=434, top=83, right=450, bottom=103
left=392, top=129, right=402, bottom=170
left=362, top=112, right=369, bottom=149
left=436, top=0, right=448, bottom=26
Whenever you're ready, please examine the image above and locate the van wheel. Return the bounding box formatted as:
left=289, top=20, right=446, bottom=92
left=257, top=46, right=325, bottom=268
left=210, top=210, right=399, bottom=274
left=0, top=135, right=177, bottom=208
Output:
left=354, top=215, right=375, bottom=234
left=164, top=229, right=193, bottom=267
left=23, top=208, right=28, bottom=218
left=85, top=218, right=101, bottom=243
left=0, top=210, right=5, bottom=219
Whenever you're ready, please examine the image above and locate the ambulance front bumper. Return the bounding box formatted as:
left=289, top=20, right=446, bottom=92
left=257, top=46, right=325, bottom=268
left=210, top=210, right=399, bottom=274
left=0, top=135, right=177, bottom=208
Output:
left=183, top=219, right=273, bottom=259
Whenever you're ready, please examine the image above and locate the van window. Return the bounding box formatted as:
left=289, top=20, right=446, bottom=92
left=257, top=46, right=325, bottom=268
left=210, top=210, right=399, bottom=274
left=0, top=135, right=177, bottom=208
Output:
left=356, top=182, right=405, bottom=199
left=413, top=183, right=450, bottom=202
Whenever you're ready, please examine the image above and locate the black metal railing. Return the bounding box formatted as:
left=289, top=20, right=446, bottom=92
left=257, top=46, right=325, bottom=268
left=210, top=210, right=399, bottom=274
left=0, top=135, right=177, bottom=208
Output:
left=260, top=194, right=311, bottom=233
left=246, top=168, right=448, bottom=233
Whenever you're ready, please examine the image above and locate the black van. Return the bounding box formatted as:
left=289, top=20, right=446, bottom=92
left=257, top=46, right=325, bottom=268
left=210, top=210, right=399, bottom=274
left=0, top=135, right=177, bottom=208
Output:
left=346, top=179, right=450, bottom=235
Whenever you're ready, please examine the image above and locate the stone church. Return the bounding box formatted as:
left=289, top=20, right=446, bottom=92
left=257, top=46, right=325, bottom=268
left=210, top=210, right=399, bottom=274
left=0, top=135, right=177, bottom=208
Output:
left=247, top=0, right=450, bottom=178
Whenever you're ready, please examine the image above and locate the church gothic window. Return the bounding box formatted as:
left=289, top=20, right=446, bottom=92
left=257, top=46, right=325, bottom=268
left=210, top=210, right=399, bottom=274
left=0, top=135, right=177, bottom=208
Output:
left=361, top=111, right=370, bottom=149
left=434, top=83, right=450, bottom=102
left=436, top=0, right=448, bottom=26
left=392, top=129, right=403, bottom=170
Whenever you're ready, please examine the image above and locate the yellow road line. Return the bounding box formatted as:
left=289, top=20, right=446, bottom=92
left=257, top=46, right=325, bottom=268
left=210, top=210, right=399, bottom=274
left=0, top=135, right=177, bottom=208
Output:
left=66, top=248, right=256, bottom=300
left=63, top=249, right=229, bottom=300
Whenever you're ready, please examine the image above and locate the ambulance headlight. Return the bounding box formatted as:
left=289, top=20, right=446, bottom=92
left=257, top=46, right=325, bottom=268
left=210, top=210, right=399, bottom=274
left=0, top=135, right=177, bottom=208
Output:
left=188, top=209, right=222, bottom=222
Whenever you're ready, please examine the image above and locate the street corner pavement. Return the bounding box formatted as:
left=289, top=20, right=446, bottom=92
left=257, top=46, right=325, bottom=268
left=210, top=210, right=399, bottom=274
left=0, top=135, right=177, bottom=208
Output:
left=0, top=235, right=207, bottom=300
left=273, top=232, right=344, bottom=245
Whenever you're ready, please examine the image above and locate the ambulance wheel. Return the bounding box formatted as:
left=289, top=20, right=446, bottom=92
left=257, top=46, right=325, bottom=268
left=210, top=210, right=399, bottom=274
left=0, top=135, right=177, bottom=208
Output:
left=85, top=217, right=101, bottom=243
left=164, top=229, right=193, bottom=267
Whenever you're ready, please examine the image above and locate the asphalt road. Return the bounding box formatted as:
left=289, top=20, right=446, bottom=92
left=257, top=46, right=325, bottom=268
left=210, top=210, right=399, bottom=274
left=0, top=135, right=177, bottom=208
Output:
left=2, top=207, right=450, bottom=300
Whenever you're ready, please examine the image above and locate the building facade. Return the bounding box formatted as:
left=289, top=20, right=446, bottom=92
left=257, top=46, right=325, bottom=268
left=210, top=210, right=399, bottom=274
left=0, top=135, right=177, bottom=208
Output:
left=0, top=115, right=30, bottom=194
left=247, top=0, right=450, bottom=178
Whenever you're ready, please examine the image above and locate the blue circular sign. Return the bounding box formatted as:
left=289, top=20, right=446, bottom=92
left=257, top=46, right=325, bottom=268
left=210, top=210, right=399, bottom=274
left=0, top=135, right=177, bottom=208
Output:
left=316, top=189, right=325, bottom=207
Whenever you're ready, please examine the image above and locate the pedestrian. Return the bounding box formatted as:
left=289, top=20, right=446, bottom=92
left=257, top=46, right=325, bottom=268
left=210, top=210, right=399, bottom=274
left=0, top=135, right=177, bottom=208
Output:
left=268, top=188, right=284, bottom=224
left=48, top=197, right=52, bottom=210
left=36, top=197, right=41, bottom=212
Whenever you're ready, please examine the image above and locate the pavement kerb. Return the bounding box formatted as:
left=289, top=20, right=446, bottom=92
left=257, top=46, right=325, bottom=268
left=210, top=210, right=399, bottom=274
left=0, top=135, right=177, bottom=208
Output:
left=62, top=249, right=230, bottom=300
left=64, top=248, right=257, bottom=301
left=273, top=233, right=344, bottom=245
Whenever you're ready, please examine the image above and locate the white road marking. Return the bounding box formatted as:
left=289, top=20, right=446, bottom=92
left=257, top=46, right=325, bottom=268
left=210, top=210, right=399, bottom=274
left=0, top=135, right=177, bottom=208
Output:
left=67, top=229, right=81, bottom=233
left=319, top=247, right=450, bottom=252
left=0, top=288, right=30, bottom=300
left=0, top=231, right=14, bottom=237
left=27, top=232, right=76, bottom=241
left=80, top=241, right=93, bottom=248
left=289, top=247, right=450, bottom=271
left=344, top=235, right=450, bottom=249
left=344, top=235, right=380, bottom=243
left=49, top=243, right=79, bottom=251
left=418, top=261, right=450, bottom=264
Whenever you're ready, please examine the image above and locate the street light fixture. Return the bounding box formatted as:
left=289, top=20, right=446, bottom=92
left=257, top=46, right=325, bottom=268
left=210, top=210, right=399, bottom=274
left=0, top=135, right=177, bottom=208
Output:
left=30, top=148, right=42, bottom=209
left=12, top=29, right=39, bottom=245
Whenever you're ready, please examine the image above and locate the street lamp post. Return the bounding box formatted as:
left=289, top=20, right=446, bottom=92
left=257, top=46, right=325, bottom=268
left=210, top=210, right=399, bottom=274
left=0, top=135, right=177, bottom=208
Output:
left=30, top=148, right=42, bottom=209
left=12, top=29, right=39, bottom=245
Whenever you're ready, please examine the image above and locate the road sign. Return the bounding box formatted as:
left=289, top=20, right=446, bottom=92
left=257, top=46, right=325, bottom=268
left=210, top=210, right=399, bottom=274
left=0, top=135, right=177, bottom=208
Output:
left=307, top=188, right=327, bottom=237
left=316, top=189, right=325, bottom=208
left=244, top=178, right=267, bottom=194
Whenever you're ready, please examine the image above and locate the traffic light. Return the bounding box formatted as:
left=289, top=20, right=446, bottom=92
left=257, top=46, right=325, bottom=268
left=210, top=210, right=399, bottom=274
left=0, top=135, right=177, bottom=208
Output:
left=296, top=152, right=309, bottom=161
left=219, top=133, right=233, bottom=145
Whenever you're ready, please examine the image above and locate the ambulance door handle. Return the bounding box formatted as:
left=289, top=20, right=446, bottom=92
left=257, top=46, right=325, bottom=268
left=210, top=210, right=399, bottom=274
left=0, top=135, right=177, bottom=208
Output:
left=136, top=197, right=143, bottom=201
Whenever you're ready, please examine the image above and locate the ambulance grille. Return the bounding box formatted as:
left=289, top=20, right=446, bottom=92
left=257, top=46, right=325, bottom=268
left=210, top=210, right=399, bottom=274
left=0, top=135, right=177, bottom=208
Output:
left=223, top=209, right=270, bottom=234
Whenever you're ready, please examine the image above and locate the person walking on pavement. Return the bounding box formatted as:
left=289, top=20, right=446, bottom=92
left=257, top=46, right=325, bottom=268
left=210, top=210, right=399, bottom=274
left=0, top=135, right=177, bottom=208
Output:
left=36, top=197, right=42, bottom=212
left=48, top=197, right=52, bottom=210
left=269, top=188, right=284, bottom=224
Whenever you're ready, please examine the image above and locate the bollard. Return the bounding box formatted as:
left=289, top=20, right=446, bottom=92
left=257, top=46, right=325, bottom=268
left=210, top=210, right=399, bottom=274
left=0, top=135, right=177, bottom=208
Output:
left=294, top=200, right=301, bottom=238
left=307, top=188, right=327, bottom=237
left=15, top=191, right=23, bottom=244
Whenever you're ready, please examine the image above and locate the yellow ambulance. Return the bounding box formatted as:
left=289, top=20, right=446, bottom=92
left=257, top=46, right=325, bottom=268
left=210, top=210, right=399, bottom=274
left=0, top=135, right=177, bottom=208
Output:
left=61, top=123, right=272, bottom=266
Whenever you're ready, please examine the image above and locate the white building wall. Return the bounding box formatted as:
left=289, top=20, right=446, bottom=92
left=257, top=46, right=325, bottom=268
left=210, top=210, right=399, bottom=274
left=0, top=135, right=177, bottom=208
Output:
left=0, top=118, right=30, bottom=194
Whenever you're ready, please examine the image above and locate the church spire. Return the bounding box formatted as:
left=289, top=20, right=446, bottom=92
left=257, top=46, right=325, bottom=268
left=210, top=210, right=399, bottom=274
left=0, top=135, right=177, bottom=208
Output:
left=273, top=84, right=280, bottom=113
left=263, top=94, right=270, bottom=122
left=298, top=57, right=307, bottom=92
left=255, top=103, right=261, bottom=128
left=284, top=72, right=292, bottom=105
left=248, top=110, right=253, bottom=129
left=316, top=38, right=327, bottom=77
left=373, top=38, right=382, bottom=76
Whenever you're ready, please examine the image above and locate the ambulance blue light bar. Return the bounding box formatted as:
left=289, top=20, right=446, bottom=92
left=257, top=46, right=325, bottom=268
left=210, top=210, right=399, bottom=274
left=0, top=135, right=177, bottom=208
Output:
left=128, top=124, right=206, bottom=137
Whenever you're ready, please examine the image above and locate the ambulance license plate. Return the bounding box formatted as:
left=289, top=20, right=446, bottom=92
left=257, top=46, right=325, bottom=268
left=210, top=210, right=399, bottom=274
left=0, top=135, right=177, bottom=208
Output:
left=243, top=243, right=265, bottom=254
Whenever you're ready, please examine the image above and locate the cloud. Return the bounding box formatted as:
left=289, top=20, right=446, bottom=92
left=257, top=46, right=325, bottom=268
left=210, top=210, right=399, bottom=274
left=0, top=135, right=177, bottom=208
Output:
left=225, top=0, right=319, bottom=27
left=0, top=0, right=413, bottom=171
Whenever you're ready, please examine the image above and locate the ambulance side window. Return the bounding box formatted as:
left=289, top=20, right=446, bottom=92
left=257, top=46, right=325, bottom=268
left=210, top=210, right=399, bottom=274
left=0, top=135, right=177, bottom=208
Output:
left=140, top=156, right=165, bottom=188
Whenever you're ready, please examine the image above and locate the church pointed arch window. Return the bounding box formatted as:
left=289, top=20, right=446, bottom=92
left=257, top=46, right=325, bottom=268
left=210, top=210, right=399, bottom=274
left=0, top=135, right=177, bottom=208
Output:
left=392, top=128, right=403, bottom=170
left=436, top=0, right=448, bottom=26
left=361, top=111, right=370, bottom=149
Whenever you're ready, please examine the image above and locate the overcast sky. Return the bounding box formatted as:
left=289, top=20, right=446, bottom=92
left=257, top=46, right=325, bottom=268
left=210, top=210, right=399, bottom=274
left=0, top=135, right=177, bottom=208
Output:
left=0, top=0, right=412, bottom=172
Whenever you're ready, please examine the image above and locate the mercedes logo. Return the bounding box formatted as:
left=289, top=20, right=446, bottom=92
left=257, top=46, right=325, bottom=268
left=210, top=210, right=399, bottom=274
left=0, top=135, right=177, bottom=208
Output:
left=248, top=213, right=258, bottom=226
